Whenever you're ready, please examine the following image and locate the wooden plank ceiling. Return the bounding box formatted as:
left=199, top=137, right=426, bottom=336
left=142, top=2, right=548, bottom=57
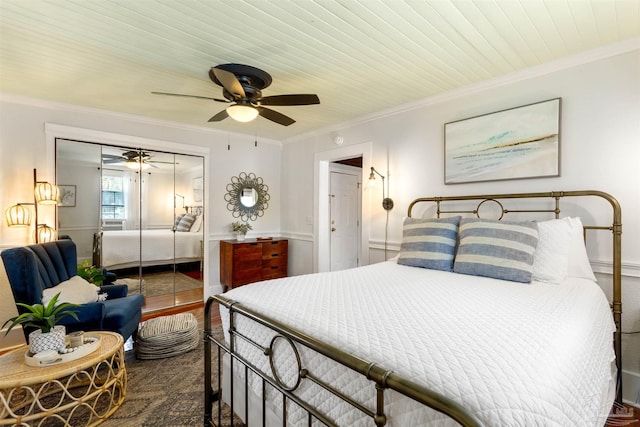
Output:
left=0, top=0, right=638, bottom=141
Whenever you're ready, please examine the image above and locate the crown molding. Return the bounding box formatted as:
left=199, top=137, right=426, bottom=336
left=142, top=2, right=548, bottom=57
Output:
left=284, top=37, right=640, bottom=144
left=0, top=93, right=283, bottom=147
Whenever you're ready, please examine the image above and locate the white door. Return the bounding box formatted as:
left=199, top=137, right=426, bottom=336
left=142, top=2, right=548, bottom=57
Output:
left=330, top=171, right=360, bottom=271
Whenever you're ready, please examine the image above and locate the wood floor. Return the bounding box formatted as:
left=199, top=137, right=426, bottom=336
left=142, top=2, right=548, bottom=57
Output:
left=141, top=287, right=203, bottom=315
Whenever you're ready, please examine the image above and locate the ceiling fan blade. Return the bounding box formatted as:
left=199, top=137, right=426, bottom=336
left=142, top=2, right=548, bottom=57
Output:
left=208, top=109, right=229, bottom=122
left=151, top=91, right=229, bottom=103
left=211, top=68, right=245, bottom=99
left=102, top=159, right=124, bottom=164
left=258, top=94, right=320, bottom=106
left=257, top=107, right=295, bottom=126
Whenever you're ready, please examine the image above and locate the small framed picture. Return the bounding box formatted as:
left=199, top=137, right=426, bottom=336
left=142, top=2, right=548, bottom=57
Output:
left=193, top=176, right=203, bottom=203
left=58, top=185, right=76, bottom=207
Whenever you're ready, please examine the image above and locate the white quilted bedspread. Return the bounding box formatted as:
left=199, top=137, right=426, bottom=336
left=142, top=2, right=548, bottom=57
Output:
left=220, top=260, right=615, bottom=426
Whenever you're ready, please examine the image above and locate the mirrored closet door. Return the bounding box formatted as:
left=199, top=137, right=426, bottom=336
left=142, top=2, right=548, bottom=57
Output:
left=56, top=139, right=204, bottom=312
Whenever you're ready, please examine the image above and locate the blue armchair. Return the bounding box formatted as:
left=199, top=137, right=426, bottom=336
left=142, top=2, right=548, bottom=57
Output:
left=1, top=239, right=144, bottom=341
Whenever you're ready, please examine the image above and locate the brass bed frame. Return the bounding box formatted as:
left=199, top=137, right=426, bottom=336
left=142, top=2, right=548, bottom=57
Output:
left=204, top=190, right=622, bottom=426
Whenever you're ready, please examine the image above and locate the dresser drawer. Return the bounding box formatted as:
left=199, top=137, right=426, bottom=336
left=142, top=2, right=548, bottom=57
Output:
left=233, top=267, right=264, bottom=285
left=220, top=239, right=288, bottom=290
left=262, top=258, right=287, bottom=280
left=261, top=240, right=287, bottom=258
left=233, top=242, right=262, bottom=258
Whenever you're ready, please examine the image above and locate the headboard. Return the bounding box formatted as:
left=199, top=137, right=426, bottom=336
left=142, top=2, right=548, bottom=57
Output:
left=407, top=190, right=622, bottom=402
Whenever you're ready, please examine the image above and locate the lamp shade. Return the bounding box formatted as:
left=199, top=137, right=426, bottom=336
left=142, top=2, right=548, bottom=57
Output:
left=5, top=204, right=32, bottom=227
left=36, top=224, right=57, bottom=243
left=227, top=104, right=259, bottom=122
left=34, top=182, right=60, bottom=205
left=125, top=159, right=151, bottom=170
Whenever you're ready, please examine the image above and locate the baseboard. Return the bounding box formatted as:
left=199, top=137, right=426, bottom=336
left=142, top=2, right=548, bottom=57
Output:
left=623, top=370, right=640, bottom=408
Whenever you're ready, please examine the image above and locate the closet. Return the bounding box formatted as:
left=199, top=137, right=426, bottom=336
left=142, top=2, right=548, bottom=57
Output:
left=56, top=139, right=205, bottom=312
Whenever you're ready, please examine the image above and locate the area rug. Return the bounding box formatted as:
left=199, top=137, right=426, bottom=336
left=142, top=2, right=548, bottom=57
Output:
left=118, top=271, right=203, bottom=297
left=102, top=323, right=243, bottom=427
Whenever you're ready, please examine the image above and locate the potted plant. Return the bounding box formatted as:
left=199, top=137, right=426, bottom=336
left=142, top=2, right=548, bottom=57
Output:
left=2, top=293, right=79, bottom=354
left=231, top=221, right=252, bottom=241
left=77, top=260, right=106, bottom=286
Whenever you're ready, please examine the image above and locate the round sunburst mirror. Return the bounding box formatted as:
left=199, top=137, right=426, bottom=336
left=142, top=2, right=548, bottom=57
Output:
left=224, top=172, right=270, bottom=221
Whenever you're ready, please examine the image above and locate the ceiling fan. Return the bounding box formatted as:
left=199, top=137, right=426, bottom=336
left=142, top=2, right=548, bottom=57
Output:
left=152, top=63, right=320, bottom=126
left=102, top=150, right=176, bottom=170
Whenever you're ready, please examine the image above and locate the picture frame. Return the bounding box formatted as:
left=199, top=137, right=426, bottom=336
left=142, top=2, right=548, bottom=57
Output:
left=58, top=185, right=76, bottom=207
left=444, top=98, right=561, bottom=184
left=193, top=176, right=203, bottom=203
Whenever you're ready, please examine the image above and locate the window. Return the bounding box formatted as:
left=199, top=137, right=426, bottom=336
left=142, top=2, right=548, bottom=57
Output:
left=102, top=175, right=125, bottom=219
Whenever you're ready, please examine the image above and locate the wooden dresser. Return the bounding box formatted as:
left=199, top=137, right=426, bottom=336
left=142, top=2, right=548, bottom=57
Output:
left=220, top=238, right=288, bottom=290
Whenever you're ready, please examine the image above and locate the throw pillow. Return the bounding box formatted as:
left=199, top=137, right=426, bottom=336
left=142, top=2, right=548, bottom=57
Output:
left=190, top=214, right=203, bottom=233
left=174, top=213, right=186, bottom=228
left=532, top=218, right=571, bottom=284
left=566, top=217, right=597, bottom=281
left=176, top=213, right=196, bottom=232
left=42, top=275, right=99, bottom=306
left=397, top=216, right=461, bottom=271
left=454, top=218, right=539, bottom=283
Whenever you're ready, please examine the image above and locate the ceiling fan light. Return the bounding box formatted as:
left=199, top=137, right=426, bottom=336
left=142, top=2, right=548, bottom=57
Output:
left=125, top=159, right=150, bottom=170
left=227, top=104, right=258, bottom=122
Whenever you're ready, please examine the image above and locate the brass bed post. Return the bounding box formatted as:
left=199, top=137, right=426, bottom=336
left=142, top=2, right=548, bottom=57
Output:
left=600, top=191, right=623, bottom=404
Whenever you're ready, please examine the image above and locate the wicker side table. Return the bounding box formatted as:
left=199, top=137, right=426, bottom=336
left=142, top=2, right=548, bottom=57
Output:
left=0, top=331, right=126, bottom=426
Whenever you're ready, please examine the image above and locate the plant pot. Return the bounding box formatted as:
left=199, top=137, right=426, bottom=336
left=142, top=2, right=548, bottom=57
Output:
left=29, top=325, right=66, bottom=354
left=236, top=233, right=246, bottom=242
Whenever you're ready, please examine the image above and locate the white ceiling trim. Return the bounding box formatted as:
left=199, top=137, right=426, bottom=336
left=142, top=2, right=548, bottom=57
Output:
left=284, top=37, right=640, bottom=144
left=1, top=93, right=283, bottom=147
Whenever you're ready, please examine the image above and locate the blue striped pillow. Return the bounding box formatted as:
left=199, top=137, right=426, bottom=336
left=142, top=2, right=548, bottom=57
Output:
left=454, top=218, right=538, bottom=283
left=397, top=216, right=461, bottom=271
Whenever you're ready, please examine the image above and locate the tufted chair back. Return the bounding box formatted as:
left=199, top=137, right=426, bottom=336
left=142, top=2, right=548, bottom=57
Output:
left=2, top=239, right=78, bottom=307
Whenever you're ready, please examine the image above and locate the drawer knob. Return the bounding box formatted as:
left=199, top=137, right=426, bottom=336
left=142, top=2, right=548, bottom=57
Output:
left=271, top=254, right=279, bottom=257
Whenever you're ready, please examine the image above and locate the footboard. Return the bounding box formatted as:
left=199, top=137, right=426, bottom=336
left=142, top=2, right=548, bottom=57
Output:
left=204, top=295, right=484, bottom=427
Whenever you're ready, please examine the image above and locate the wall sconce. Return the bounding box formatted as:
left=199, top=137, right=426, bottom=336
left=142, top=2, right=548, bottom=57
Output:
left=4, top=168, right=60, bottom=243
left=369, top=167, right=394, bottom=211
left=175, top=193, right=186, bottom=211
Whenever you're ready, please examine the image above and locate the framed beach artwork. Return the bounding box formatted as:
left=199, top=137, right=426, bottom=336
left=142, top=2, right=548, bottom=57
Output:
left=444, top=98, right=561, bottom=184
left=58, top=185, right=76, bottom=207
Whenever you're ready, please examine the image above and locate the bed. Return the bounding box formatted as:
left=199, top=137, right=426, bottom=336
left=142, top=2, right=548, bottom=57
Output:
left=204, top=190, right=622, bottom=427
left=93, top=229, right=203, bottom=270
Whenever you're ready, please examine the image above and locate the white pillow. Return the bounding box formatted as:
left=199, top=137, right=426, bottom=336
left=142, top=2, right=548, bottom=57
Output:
left=532, top=218, right=571, bottom=283
left=190, top=214, right=203, bottom=233
left=42, top=275, right=99, bottom=306
left=566, top=217, right=597, bottom=281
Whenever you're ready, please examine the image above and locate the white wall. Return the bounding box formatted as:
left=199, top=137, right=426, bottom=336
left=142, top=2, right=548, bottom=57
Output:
left=0, top=98, right=282, bottom=349
left=281, top=48, right=640, bottom=404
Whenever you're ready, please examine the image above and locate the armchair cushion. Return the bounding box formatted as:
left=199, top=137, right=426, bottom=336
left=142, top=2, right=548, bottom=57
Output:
left=58, top=302, right=105, bottom=332
left=99, top=284, right=128, bottom=299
